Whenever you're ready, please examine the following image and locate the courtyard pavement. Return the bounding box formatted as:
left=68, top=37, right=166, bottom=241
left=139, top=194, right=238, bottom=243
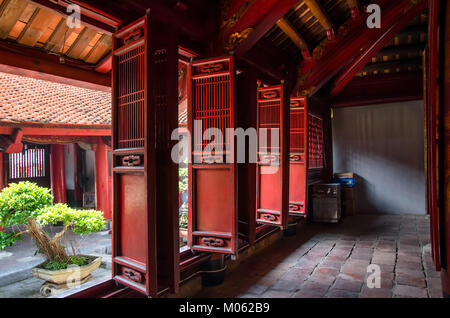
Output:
left=196, top=214, right=443, bottom=298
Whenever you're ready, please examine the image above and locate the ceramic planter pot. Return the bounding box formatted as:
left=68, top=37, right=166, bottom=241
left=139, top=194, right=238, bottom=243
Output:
left=32, top=255, right=102, bottom=285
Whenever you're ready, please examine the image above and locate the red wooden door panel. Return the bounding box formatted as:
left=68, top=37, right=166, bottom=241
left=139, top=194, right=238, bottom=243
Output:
left=188, top=56, right=238, bottom=255
left=289, top=97, right=308, bottom=217
left=256, top=85, right=289, bottom=229
left=112, top=14, right=179, bottom=297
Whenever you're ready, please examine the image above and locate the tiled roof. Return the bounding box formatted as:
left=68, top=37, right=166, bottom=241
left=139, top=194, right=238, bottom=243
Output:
left=0, top=71, right=111, bottom=126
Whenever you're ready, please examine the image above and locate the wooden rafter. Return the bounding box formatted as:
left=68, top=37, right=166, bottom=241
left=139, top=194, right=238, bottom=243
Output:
left=276, top=17, right=311, bottom=60
left=330, top=0, right=428, bottom=96
left=0, top=0, right=28, bottom=39
left=234, top=0, right=299, bottom=58
left=359, top=58, right=422, bottom=75
left=332, top=71, right=423, bottom=108
left=296, top=0, right=421, bottom=96
left=0, top=41, right=110, bottom=87
left=346, top=0, right=359, bottom=19
left=302, top=0, right=335, bottom=40
left=28, top=0, right=120, bottom=34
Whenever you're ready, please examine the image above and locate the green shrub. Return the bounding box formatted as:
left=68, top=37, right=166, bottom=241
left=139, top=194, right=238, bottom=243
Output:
left=0, top=182, right=105, bottom=269
left=37, top=203, right=105, bottom=235
left=0, top=181, right=53, bottom=227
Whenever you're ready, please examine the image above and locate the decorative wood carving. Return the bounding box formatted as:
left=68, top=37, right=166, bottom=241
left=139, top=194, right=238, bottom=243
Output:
left=122, top=267, right=143, bottom=283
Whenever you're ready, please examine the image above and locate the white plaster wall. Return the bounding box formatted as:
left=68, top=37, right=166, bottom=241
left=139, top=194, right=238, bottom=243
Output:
left=332, top=100, right=426, bottom=215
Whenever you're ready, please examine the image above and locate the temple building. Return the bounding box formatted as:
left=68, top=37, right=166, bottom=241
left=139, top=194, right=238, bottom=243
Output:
left=0, top=0, right=449, bottom=299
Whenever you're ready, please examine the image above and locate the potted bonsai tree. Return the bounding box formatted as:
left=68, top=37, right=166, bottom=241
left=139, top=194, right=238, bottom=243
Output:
left=0, top=181, right=105, bottom=293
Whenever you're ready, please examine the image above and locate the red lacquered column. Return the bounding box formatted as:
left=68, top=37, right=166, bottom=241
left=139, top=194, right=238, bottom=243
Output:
left=94, top=138, right=110, bottom=220
left=50, top=144, right=66, bottom=203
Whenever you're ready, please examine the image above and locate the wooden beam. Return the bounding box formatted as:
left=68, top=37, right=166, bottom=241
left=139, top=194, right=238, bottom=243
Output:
left=0, top=125, right=111, bottom=136
left=332, top=72, right=423, bottom=108
left=28, top=0, right=120, bottom=34
left=330, top=0, right=428, bottom=96
left=276, top=17, right=311, bottom=60
left=0, top=0, right=29, bottom=39
left=346, top=0, right=359, bottom=19
left=234, top=0, right=299, bottom=57
left=296, top=0, right=420, bottom=96
left=0, top=41, right=111, bottom=87
left=303, top=0, right=335, bottom=40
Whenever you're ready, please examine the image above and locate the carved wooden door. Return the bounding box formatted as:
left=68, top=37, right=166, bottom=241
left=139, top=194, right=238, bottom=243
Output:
left=112, top=14, right=179, bottom=297
left=289, top=97, right=308, bottom=217
left=256, top=85, right=289, bottom=229
left=188, top=56, right=238, bottom=255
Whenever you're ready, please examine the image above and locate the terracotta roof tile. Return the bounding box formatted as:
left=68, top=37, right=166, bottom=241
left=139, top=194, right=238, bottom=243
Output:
left=0, top=71, right=111, bottom=126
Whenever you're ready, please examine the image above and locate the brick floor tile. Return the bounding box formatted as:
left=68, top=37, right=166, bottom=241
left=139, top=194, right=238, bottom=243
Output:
left=270, top=279, right=301, bottom=293
left=308, top=273, right=337, bottom=286
left=393, top=284, right=428, bottom=298
left=333, top=278, right=363, bottom=292
left=326, top=255, right=348, bottom=262
left=320, top=259, right=344, bottom=270
left=242, top=284, right=270, bottom=295
left=292, top=290, right=325, bottom=298
left=237, top=293, right=258, bottom=298
left=337, top=272, right=366, bottom=283
left=315, top=266, right=340, bottom=277
left=326, top=289, right=359, bottom=298
left=360, top=286, right=393, bottom=298
left=396, top=261, right=423, bottom=271
left=396, top=270, right=426, bottom=288
left=261, top=290, right=294, bottom=298
left=428, top=287, right=443, bottom=298
left=281, top=268, right=312, bottom=282
left=350, top=253, right=373, bottom=261
left=300, top=280, right=331, bottom=294
left=378, top=272, right=394, bottom=289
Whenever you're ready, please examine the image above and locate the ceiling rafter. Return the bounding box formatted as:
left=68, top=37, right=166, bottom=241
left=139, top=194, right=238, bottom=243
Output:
left=302, top=0, right=335, bottom=40
left=276, top=17, right=311, bottom=60
left=330, top=0, right=428, bottom=96
left=234, top=0, right=299, bottom=58
left=0, top=0, right=28, bottom=39
left=295, top=0, right=420, bottom=96
left=28, top=0, right=119, bottom=35
left=15, top=6, right=39, bottom=43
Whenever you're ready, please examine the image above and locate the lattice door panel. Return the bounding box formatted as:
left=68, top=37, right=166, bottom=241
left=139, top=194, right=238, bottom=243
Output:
left=188, top=56, right=238, bottom=255
left=111, top=14, right=179, bottom=297
left=308, top=114, right=324, bottom=169
left=289, top=97, right=308, bottom=217
left=256, top=85, right=289, bottom=229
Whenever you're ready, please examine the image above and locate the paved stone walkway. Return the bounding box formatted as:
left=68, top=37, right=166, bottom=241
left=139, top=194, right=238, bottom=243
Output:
left=196, top=214, right=443, bottom=298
